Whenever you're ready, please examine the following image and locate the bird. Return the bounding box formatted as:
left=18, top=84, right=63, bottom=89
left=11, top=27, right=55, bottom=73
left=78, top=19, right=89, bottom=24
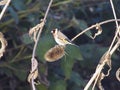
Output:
left=51, top=28, right=78, bottom=47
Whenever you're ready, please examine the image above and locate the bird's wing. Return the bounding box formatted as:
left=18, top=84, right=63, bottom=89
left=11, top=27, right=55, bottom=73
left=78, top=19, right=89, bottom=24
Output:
left=57, top=31, right=71, bottom=42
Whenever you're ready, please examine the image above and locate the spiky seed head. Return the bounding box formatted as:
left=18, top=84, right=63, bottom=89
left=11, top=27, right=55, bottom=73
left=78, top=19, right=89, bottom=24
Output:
left=44, top=45, right=65, bottom=62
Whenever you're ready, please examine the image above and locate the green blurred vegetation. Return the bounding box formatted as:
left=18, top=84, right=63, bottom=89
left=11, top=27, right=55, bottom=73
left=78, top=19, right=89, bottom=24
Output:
left=0, top=0, right=120, bottom=90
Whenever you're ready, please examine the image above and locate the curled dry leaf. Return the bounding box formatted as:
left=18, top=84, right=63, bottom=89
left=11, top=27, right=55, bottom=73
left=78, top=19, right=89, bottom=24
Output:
left=27, top=58, right=39, bottom=84
left=98, top=52, right=111, bottom=68
left=116, top=67, right=120, bottom=82
left=92, top=72, right=105, bottom=90
left=92, top=23, right=102, bottom=39
left=44, top=45, right=65, bottom=62
left=31, top=58, right=38, bottom=73
left=95, top=52, right=112, bottom=90
left=28, top=69, right=39, bottom=83
left=29, top=20, right=45, bottom=42
left=0, top=32, right=7, bottom=58
left=97, top=73, right=105, bottom=90
left=98, top=52, right=112, bottom=90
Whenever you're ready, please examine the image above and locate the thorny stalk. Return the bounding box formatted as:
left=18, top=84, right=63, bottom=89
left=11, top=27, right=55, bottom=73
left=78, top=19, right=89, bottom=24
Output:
left=30, top=0, right=53, bottom=90
left=0, top=0, right=11, bottom=20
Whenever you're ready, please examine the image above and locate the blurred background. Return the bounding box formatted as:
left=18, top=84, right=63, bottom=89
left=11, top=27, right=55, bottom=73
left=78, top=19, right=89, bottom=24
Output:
left=0, top=0, right=120, bottom=90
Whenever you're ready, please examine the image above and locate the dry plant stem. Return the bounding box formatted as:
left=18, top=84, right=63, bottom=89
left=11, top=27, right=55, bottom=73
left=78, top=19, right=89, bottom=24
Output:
left=71, top=19, right=120, bottom=42
left=84, top=41, right=119, bottom=90
left=109, top=0, right=119, bottom=28
left=78, top=1, right=120, bottom=90
left=84, top=64, right=104, bottom=90
left=71, top=24, right=95, bottom=41
left=30, top=0, right=53, bottom=90
left=31, top=0, right=53, bottom=60
left=107, top=0, right=120, bottom=53
left=0, top=0, right=11, bottom=20
left=92, top=73, right=100, bottom=90
left=31, top=79, right=36, bottom=90
left=110, top=40, right=120, bottom=55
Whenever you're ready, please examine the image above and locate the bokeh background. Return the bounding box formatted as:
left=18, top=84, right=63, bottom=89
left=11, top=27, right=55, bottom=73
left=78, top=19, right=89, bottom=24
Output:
left=0, top=0, right=120, bottom=90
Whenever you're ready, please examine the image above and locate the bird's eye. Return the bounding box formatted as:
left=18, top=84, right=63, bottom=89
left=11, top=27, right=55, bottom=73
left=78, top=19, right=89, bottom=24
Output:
left=51, top=29, right=56, bottom=33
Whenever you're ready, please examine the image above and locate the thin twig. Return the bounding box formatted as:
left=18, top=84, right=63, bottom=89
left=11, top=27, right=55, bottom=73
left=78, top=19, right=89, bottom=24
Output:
left=31, top=0, right=53, bottom=60
left=108, top=0, right=119, bottom=53
left=92, top=73, right=100, bottom=90
left=30, top=0, right=53, bottom=90
left=110, top=0, right=119, bottom=28
left=71, top=24, right=95, bottom=41
left=84, top=64, right=104, bottom=90
left=84, top=52, right=111, bottom=90
left=110, top=39, right=120, bottom=55
left=84, top=1, right=120, bottom=90
left=0, top=0, right=11, bottom=20
left=71, top=19, right=120, bottom=41
left=31, top=79, right=36, bottom=90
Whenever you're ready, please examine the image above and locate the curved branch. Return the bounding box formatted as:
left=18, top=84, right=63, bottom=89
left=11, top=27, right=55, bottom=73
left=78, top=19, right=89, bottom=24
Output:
left=71, top=19, right=120, bottom=42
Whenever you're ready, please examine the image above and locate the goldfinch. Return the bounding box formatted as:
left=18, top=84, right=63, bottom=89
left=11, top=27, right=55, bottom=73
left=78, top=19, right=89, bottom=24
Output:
left=51, top=28, right=78, bottom=46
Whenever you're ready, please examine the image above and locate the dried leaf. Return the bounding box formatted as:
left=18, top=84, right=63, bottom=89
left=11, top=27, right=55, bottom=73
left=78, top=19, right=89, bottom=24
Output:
left=98, top=52, right=111, bottom=66
left=0, top=32, right=7, bottom=58
left=91, top=52, right=112, bottom=90
left=97, top=73, right=105, bottom=90
left=92, top=73, right=100, bottom=90
left=116, top=67, right=120, bottom=82
left=29, top=20, right=45, bottom=42
left=99, top=52, right=112, bottom=77
left=100, top=52, right=112, bottom=77
left=27, top=58, right=39, bottom=84
left=28, top=69, right=39, bottom=83
left=92, top=23, right=102, bottom=39
left=31, top=58, right=38, bottom=73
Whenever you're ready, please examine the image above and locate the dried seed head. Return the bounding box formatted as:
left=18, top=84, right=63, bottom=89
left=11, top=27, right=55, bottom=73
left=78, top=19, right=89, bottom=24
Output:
left=44, top=45, right=65, bottom=62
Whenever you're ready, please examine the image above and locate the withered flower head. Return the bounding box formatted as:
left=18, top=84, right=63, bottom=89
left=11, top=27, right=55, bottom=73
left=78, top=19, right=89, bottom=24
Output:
left=44, top=45, right=65, bottom=62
